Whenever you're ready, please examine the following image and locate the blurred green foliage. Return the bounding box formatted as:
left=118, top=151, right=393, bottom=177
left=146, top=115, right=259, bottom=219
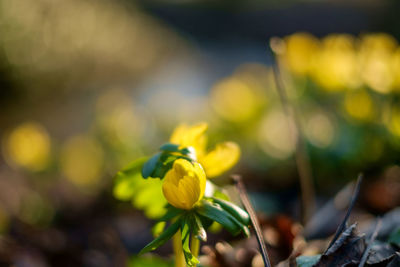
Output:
left=114, top=157, right=168, bottom=219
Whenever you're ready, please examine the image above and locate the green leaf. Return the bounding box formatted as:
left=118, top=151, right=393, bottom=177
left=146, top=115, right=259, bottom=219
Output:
left=191, top=214, right=207, bottom=242
left=113, top=157, right=148, bottom=201
left=388, top=227, right=400, bottom=247
left=211, top=197, right=250, bottom=226
left=159, top=143, right=196, bottom=160
left=151, top=154, right=175, bottom=178
left=213, top=189, right=230, bottom=201
left=157, top=205, right=184, bottom=222
left=181, top=217, right=200, bottom=267
left=151, top=153, right=184, bottom=179
left=151, top=221, right=166, bottom=238
left=159, top=143, right=181, bottom=153
left=158, top=154, right=197, bottom=178
left=179, top=146, right=197, bottom=161
left=208, top=221, right=223, bottom=233
left=113, top=157, right=167, bottom=219
left=140, top=219, right=181, bottom=255
left=296, top=255, right=321, bottom=267
left=141, top=152, right=184, bottom=179
left=195, top=200, right=249, bottom=236
left=120, top=157, right=150, bottom=174
left=197, top=214, right=213, bottom=230
left=145, top=202, right=168, bottom=219
left=142, top=153, right=161, bottom=178
left=159, top=152, right=177, bottom=164
left=141, top=150, right=197, bottom=180
left=131, top=177, right=167, bottom=218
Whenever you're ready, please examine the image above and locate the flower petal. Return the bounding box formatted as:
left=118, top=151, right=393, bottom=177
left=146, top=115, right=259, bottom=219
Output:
left=162, top=180, right=181, bottom=206
left=170, top=123, right=208, bottom=157
left=179, top=176, right=199, bottom=209
left=193, top=163, right=206, bottom=198
left=201, top=142, right=240, bottom=178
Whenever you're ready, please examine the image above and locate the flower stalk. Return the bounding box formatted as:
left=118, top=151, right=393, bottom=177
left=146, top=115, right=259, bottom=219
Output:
left=190, top=234, right=200, bottom=260
left=173, top=232, right=186, bottom=267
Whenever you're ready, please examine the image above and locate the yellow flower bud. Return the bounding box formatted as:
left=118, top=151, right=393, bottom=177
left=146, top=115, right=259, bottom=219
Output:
left=162, top=159, right=206, bottom=210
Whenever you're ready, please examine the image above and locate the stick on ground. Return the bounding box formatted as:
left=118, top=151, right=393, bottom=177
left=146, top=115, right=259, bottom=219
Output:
left=231, top=175, right=272, bottom=267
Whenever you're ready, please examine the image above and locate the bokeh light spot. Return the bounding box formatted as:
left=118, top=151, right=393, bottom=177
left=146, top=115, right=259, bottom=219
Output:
left=60, top=135, right=104, bottom=187
left=211, top=77, right=263, bottom=123
left=359, top=33, right=398, bottom=94
left=258, top=111, right=297, bottom=159
left=96, top=89, right=141, bottom=148
left=2, top=122, right=51, bottom=172
left=305, top=113, right=335, bottom=148
left=283, top=32, right=320, bottom=76
left=343, top=89, right=374, bottom=121
left=311, top=34, right=359, bottom=91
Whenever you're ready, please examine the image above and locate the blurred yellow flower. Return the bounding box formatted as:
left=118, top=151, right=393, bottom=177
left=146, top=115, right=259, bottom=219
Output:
left=162, top=159, right=206, bottom=210
left=170, top=123, right=240, bottom=178
left=3, top=122, right=51, bottom=171
left=359, top=33, right=398, bottom=94
left=343, top=89, right=375, bottom=121
left=311, top=34, right=360, bottom=91
left=170, top=123, right=208, bottom=159
left=210, top=74, right=266, bottom=123
left=283, top=32, right=320, bottom=76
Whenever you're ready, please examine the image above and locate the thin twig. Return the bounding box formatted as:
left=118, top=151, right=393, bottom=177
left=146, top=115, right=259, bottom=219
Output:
left=231, top=175, right=272, bottom=267
left=268, top=39, right=316, bottom=224
left=326, top=173, right=363, bottom=251
left=358, top=218, right=382, bottom=267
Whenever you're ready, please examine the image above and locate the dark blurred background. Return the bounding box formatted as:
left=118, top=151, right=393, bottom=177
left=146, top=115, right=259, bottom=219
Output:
left=1, top=0, right=400, bottom=266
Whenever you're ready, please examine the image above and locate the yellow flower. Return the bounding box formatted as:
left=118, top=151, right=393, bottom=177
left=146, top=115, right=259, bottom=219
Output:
left=162, top=159, right=206, bottom=210
left=170, top=122, right=240, bottom=178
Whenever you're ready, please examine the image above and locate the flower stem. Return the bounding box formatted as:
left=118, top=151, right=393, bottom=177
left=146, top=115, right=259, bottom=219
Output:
left=173, top=231, right=185, bottom=267
left=190, top=234, right=200, bottom=260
